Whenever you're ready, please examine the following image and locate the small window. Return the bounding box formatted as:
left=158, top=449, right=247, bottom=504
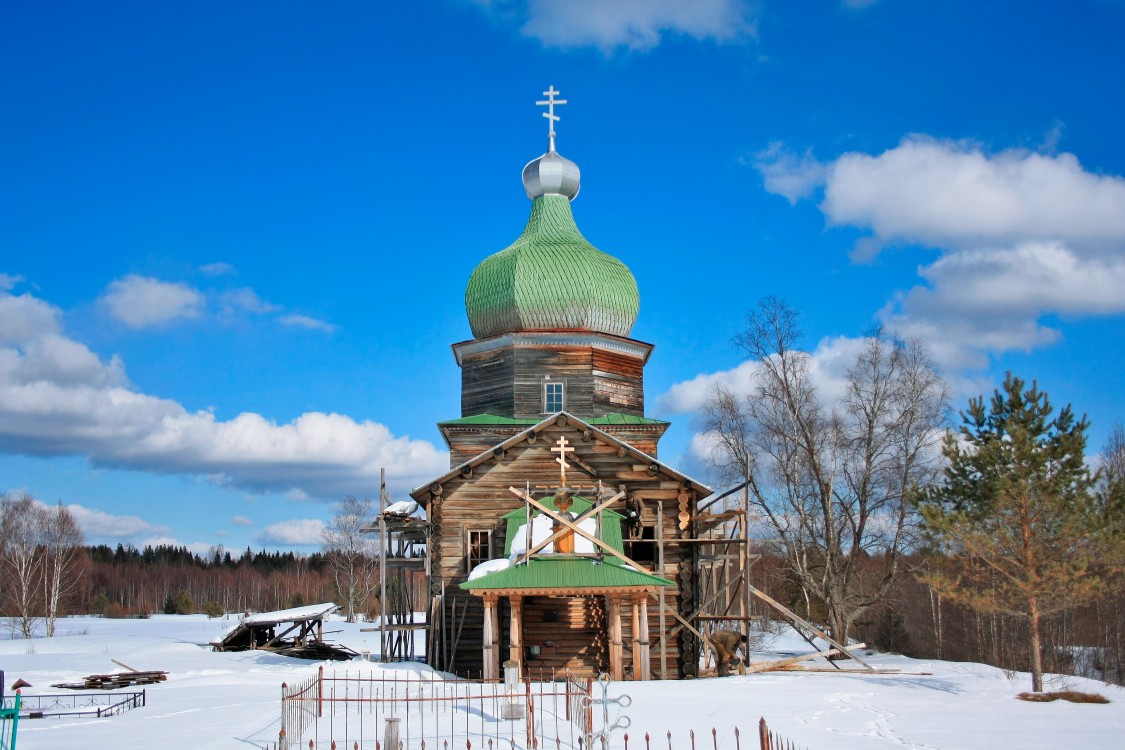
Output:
left=466, top=529, right=492, bottom=574
left=544, top=381, right=565, bottom=413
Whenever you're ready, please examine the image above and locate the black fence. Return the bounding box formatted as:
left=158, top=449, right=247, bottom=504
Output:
left=17, top=690, right=146, bottom=719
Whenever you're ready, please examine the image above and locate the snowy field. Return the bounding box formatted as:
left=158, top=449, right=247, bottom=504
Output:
left=2, top=614, right=1124, bottom=749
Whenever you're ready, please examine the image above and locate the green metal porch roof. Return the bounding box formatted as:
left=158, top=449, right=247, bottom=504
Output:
left=460, top=556, right=672, bottom=591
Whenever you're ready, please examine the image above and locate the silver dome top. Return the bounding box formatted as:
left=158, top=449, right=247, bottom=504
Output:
left=522, top=150, right=581, bottom=201
left=522, top=86, right=581, bottom=201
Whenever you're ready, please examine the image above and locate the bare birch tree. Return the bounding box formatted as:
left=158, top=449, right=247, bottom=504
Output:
left=322, top=496, right=378, bottom=623
left=1, top=493, right=45, bottom=638
left=41, top=501, right=85, bottom=636
left=703, top=297, right=947, bottom=646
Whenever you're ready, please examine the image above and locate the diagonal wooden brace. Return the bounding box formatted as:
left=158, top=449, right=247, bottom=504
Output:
left=509, top=487, right=652, bottom=573
left=507, top=486, right=624, bottom=562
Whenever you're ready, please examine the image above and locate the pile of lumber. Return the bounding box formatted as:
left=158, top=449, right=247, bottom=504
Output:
left=52, top=671, right=167, bottom=690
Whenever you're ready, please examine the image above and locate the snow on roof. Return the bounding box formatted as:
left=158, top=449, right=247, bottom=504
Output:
left=467, top=558, right=511, bottom=580
left=240, top=603, right=339, bottom=627
left=384, top=499, right=424, bottom=518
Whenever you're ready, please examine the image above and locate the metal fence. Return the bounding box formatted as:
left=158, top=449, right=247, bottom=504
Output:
left=278, top=668, right=594, bottom=750
left=265, top=720, right=807, bottom=750
left=15, top=690, right=146, bottom=719
left=616, top=721, right=807, bottom=750
left=273, top=670, right=808, bottom=750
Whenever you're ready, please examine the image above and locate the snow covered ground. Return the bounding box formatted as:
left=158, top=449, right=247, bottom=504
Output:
left=2, top=615, right=1124, bottom=749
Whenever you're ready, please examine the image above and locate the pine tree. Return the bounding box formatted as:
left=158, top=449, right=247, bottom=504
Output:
left=917, top=373, right=1123, bottom=692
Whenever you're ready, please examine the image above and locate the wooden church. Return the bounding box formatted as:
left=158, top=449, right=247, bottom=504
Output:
left=404, top=88, right=739, bottom=681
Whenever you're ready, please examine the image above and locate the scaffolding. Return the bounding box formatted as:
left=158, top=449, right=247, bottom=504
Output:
left=366, top=468, right=431, bottom=663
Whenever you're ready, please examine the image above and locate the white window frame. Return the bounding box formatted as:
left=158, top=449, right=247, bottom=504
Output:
left=544, top=380, right=565, bottom=413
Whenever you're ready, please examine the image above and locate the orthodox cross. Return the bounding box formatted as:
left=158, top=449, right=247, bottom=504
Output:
left=551, top=435, right=575, bottom=487
left=536, top=85, right=567, bottom=152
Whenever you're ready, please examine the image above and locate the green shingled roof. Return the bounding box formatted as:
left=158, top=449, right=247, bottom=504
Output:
left=465, top=194, right=640, bottom=339
left=459, top=493, right=671, bottom=591
left=460, top=556, right=672, bottom=591
left=439, top=413, right=667, bottom=426
left=500, top=494, right=625, bottom=557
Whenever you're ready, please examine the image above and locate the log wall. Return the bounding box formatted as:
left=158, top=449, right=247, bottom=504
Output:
left=417, top=420, right=701, bottom=678
left=459, top=342, right=645, bottom=420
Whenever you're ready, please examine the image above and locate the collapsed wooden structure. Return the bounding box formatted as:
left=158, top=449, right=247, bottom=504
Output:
left=212, top=603, right=357, bottom=660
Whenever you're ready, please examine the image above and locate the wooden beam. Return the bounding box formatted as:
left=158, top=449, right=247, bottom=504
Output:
left=512, top=489, right=653, bottom=574
left=662, top=571, right=745, bottom=640
left=648, top=592, right=711, bottom=651
left=260, top=620, right=302, bottom=650
left=509, top=488, right=626, bottom=563
left=746, top=585, right=874, bottom=670
left=656, top=500, right=667, bottom=680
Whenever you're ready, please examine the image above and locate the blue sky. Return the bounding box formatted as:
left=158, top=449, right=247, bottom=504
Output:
left=3, top=0, right=1124, bottom=553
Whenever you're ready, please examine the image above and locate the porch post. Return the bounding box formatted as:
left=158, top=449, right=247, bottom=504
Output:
left=509, top=595, right=524, bottom=674
left=634, top=593, right=651, bottom=681
left=483, top=594, right=500, bottom=680
left=608, top=594, right=624, bottom=681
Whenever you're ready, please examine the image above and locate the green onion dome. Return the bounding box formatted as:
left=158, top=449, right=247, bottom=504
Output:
left=465, top=150, right=640, bottom=339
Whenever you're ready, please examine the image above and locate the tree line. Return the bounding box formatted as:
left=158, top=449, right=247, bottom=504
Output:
left=5, top=297, right=1123, bottom=694
left=703, top=297, right=1125, bottom=692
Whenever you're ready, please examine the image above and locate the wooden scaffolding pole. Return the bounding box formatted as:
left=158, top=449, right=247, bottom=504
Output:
left=379, top=467, right=387, bottom=660
left=656, top=499, right=667, bottom=680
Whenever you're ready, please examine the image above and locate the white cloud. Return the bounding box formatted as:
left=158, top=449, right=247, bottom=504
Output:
left=659, top=335, right=869, bottom=415
left=200, top=262, right=237, bottom=277
left=473, top=0, right=755, bottom=52
left=257, top=519, right=325, bottom=546
left=231, top=515, right=254, bottom=527
left=818, top=137, right=1125, bottom=259
left=278, top=314, right=337, bottom=333
left=0, top=274, right=25, bottom=291
left=100, top=275, right=205, bottom=328
left=751, top=142, right=825, bottom=205
left=0, top=286, right=448, bottom=499
left=65, top=503, right=169, bottom=540
left=755, top=136, right=1125, bottom=369
left=220, top=288, right=281, bottom=315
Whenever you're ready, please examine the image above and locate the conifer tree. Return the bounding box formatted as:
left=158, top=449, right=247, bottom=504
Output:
left=917, top=373, right=1122, bottom=692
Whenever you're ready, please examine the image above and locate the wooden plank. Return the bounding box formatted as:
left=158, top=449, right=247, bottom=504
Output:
left=742, top=643, right=867, bottom=674
left=512, top=488, right=626, bottom=562
left=513, top=489, right=653, bottom=574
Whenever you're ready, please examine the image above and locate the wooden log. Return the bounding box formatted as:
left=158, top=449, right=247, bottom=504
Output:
left=742, top=643, right=867, bottom=674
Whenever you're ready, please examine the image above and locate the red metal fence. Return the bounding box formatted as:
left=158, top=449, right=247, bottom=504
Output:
left=278, top=669, right=593, bottom=750
left=273, top=670, right=806, bottom=750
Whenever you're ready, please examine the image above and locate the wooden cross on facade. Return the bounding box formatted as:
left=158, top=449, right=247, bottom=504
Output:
left=551, top=435, right=575, bottom=487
